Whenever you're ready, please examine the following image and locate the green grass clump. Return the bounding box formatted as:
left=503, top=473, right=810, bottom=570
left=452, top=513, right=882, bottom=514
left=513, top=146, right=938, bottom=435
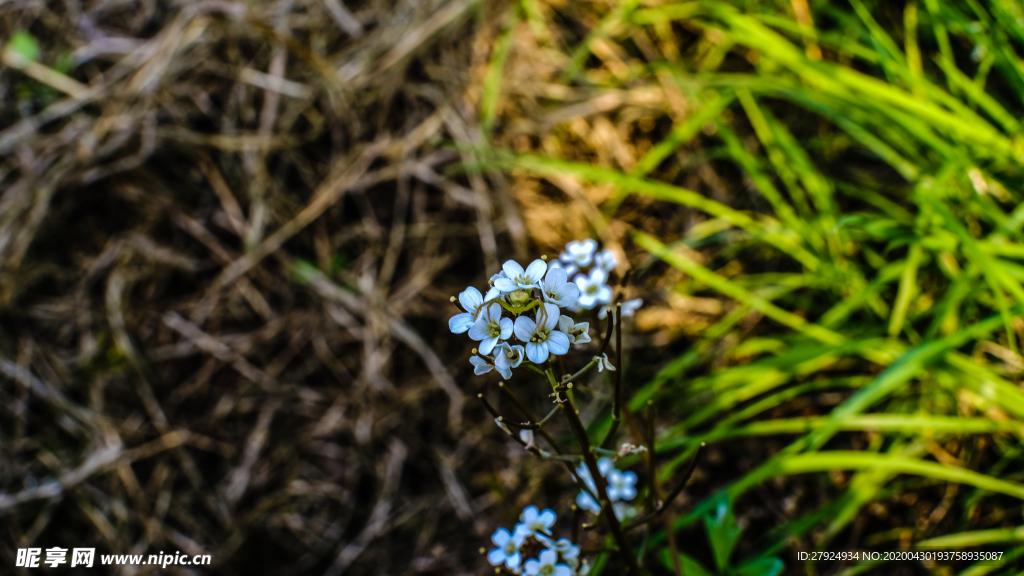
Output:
left=482, top=0, right=1024, bottom=573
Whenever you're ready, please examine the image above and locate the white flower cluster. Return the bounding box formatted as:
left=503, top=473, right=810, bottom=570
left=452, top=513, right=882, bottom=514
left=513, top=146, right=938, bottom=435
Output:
left=487, top=505, right=589, bottom=575
left=549, top=240, right=614, bottom=311
left=575, top=457, right=638, bottom=521
left=449, top=240, right=644, bottom=379
left=449, top=258, right=591, bottom=379
left=549, top=240, right=642, bottom=319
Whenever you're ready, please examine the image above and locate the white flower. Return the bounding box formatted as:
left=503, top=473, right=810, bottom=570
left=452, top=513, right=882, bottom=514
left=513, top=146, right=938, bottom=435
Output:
left=574, top=457, right=615, bottom=514
left=519, top=505, right=556, bottom=537
left=612, top=501, right=637, bottom=521
left=524, top=549, right=572, bottom=576
left=487, top=272, right=508, bottom=301
left=548, top=260, right=578, bottom=279
left=594, top=249, right=618, bottom=272
left=595, top=353, right=615, bottom=372
left=448, top=286, right=484, bottom=333
left=469, top=303, right=513, bottom=355
left=494, top=259, right=547, bottom=292
left=514, top=303, right=571, bottom=363
left=577, top=561, right=591, bottom=576
left=494, top=342, right=525, bottom=380
left=607, top=469, right=637, bottom=501
left=519, top=429, right=535, bottom=449
left=561, top=239, right=598, bottom=268
left=576, top=457, right=615, bottom=492
left=470, top=355, right=495, bottom=375
left=598, top=297, right=643, bottom=320
left=540, top=268, right=580, bottom=307
left=547, top=538, right=580, bottom=569
left=487, top=527, right=526, bottom=570
left=574, top=270, right=612, bottom=310
left=558, top=315, right=591, bottom=347
left=576, top=490, right=600, bottom=513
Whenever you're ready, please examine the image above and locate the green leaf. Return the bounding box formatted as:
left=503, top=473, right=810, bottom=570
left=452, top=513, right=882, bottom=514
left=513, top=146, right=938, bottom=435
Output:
left=730, top=557, right=784, bottom=576
left=659, top=549, right=716, bottom=576
left=705, top=496, right=743, bottom=572
left=7, top=30, right=40, bottom=62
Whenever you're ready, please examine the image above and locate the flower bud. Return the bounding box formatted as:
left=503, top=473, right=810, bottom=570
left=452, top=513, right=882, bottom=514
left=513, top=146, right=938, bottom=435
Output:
left=509, top=289, right=530, bottom=304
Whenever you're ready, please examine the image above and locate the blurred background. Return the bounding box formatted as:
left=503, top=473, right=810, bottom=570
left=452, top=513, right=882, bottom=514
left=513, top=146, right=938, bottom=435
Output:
left=2, top=0, right=1024, bottom=574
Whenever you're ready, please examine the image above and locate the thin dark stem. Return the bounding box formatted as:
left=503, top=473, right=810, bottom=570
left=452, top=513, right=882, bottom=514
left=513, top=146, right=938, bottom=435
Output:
left=498, top=381, right=596, bottom=502
left=478, top=393, right=500, bottom=419
left=498, top=382, right=564, bottom=453
left=558, top=382, right=641, bottom=575
left=597, top=307, right=615, bottom=357
left=571, top=505, right=581, bottom=544
left=600, top=304, right=622, bottom=449
left=562, top=358, right=597, bottom=385
left=478, top=392, right=542, bottom=429
left=625, top=443, right=704, bottom=531
left=646, top=400, right=658, bottom=514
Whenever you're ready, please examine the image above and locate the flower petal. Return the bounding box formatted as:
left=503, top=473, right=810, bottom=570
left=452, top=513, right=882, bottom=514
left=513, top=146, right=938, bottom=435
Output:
left=502, top=260, right=526, bottom=281
left=521, top=505, right=539, bottom=524
left=558, top=315, right=574, bottom=333
left=554, top=284, right=579, bottom=307
left=506, top=552, right=522, bottom=569
left=576, top=491, right=600, bottom=513
left=468, top=320, right=490, bottom=341
left=458, top=286, right=483, bottom=312
left=448, top=313, right=474, bottom=334
left=499, top=317, right=514, bottom=340
left=492, top=528, right=511, bottom=546
left=544, top=267, right=566, bottom=287
left=539, top=303, right=560, bottom=330
left=596, top=285, right=613, bottom=304
left=496, top=363, right=512, bottom=380
left=538, top=508, right=556, bottom=528
left=494, top=278, right=518, bottom=293
left=470, top=356, right=493, bottom=375
left=487, top=548, right=507, bottom=566
left=479, top=336, right=498, bottom=356
left=546, top=331, right=570, bottom=356
left=525, top=342, right=548, bottom=363
left=514, top=316, right=536, bottom=342
left=539, top=549, right=557, bottom=564
left=524, top=259, right=548, bottom=284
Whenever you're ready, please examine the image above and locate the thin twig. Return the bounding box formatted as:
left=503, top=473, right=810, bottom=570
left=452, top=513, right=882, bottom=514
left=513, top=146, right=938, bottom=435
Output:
left=557, top=371, right=641, bottom=575
left=625, top=443, right=704, bottom=531
left=600, top=303, right=622, bottom=449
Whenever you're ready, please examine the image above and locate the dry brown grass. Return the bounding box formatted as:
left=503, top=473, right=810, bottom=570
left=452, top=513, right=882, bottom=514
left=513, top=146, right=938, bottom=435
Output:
left=0, top=1, right=564, bottom=573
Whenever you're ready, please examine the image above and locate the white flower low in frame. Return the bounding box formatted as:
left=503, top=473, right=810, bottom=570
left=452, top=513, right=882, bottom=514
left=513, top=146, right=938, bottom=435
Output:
left=488, top=527, right=527, bottom=571
left=524, top=549, right=573, bottom=576
left=518, top=505, right=557, bottom=537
